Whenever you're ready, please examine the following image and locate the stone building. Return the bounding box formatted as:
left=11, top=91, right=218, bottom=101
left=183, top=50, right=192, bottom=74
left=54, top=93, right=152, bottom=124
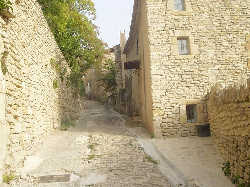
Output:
left=123, top=0, right=250, bottom=137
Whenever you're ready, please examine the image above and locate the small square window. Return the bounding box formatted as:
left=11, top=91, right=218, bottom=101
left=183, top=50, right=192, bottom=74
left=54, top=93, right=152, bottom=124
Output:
left=186, top=104, right=197, bottom=123
left=174, top=0, right=185, bottom=11
left=177, top=38, right=190, bottom=55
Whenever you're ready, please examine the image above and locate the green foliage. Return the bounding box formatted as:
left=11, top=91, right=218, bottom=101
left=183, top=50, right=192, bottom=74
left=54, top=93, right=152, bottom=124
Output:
left=50, top=58, right=57, bottom=69
left=237, top=183, right=250, bottom=187
left=60, top=118, right=76, bottom=130
left=0, top=0, right=12, bottom=12
left=231, top=175, right=250, bottom=187
left=87, top=154, right=95, bottom=160
left=222, top=161, right=231, bottom=176
left=222, top=162, right=249, bottom=187
left=1, top=51, right=8, bottom=75
left=79, top=81, right=85, bottom=96
left=87, top=144, right=95, bottom=150
left=98, top=59, right=117, bottom=94
left=1, top=59, right=7, bottom=75
left=232, top=176, right=241, bottom=185
left=144, top=154, right=158, bottom=165
left=60, top=67, right=67, bottom=82
left=87, top=143, right=98, bottom=151
left=67, top=70, right=85, bottom=97
left=50, top=58, right=67, bottom=82
left=3, top=173, right=15, bottom=184
left=38, top=0, right=104, bottom=95
left=53, top=79, right=59, bottom=89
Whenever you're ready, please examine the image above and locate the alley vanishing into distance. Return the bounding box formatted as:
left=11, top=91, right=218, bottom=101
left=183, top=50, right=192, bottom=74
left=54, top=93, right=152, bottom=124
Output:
left=12, top=101, right=171, bottom=187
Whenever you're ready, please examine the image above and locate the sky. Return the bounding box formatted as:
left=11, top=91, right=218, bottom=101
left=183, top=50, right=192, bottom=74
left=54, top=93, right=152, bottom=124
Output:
left=92, top=0, right=134, bottom=47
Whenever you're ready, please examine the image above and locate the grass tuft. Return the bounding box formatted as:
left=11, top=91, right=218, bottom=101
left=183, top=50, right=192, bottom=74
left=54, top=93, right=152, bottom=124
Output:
left=144, top=154, right=158, bottom=164
left=3, top=173, right=15, bottom=184
left=60, top=118, right=75, bottom=131
left=87, top=154, right=95, bottom=160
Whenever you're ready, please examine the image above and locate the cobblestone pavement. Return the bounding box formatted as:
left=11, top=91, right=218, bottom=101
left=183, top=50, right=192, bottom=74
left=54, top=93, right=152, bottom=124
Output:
left=10, top=101, right=171, bottom=187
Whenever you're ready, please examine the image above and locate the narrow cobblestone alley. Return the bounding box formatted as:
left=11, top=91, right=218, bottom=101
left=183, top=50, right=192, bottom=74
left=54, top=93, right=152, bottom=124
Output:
left=11, top=101, right=171, bottom=187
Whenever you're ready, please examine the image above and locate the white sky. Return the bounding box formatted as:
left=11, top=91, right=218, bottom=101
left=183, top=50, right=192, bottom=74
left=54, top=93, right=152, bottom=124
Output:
left=92, top=0, right=134, bottom=47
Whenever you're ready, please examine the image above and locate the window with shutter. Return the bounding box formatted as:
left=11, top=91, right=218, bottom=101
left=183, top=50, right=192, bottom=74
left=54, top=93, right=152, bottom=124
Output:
left=174, top=0, right=185, bottom=11
left=177, top=38, right=190, bottom=55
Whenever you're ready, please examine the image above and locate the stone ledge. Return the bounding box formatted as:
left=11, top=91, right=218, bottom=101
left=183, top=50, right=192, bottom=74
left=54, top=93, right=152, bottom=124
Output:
left=167, top=10, right=192, bottom=16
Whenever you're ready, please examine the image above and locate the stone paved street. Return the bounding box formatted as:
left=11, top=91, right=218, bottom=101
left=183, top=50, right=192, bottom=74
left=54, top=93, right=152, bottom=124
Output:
left=152, top=138, right=234, bottom=187
left=11, top=101, right=171, bottom=187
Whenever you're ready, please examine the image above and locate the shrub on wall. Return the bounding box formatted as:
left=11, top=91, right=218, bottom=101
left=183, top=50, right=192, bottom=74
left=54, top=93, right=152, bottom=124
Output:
left=1, top=51, right=8, bottom=75
left=0, top=0, right=12, bottom=12
left=98, top=59, right=117, bottom=96
left=38, top=0, right=105, bottom=95
left=53, top=79, right=59, bottom=89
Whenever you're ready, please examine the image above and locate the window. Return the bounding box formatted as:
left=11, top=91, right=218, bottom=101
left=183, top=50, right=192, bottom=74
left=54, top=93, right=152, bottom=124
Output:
left=186, top=104, right=197, bottom=123
left=178, top=38, right=190, bottom=55
left=136, top=39, right=139, bottom=55
left=174, top=0, right=185, bottom=11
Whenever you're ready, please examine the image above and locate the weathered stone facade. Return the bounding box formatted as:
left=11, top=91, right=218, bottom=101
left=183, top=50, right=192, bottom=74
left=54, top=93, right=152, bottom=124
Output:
left=122, top=0, right=153, bottom=131
left=0, top=0, right=81, bottom=178
left=124, top=0, right=250, bottom=137
left=208, top=81, right=250, bottom=184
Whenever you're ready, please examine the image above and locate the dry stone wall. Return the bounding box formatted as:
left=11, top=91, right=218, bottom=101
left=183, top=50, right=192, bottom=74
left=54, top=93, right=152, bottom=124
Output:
left=0, top=23, right=8, bottom=181
left=145, top=0, right=250, bottom=137
left=0, top=0, right=81, bottom=175
left=208, top=81, right=250, bottom=184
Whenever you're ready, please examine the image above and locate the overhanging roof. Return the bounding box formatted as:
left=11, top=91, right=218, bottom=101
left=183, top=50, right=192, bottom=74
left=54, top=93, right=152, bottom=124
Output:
left=124, top=60, right=140, bottom=69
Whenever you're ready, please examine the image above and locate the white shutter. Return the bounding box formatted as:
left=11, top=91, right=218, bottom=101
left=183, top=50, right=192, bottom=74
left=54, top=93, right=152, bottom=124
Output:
left=178, top=39, right=189, bottom=55
left=174, top=0, right=179, bottom=10
left=182, top=39, right=188, bottom=54
left=174, top=0, right=184, bottom=11
left=178, top=39, right=183, bottom=54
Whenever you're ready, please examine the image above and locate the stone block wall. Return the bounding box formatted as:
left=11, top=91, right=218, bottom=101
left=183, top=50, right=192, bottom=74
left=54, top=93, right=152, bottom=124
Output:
left=208, top=81, right=250, bottom=184
left=145, top=0, right=249, bottom=137
left=0, top=18, right=7, bottom=182
left=0, top=0, right=81, bottom=174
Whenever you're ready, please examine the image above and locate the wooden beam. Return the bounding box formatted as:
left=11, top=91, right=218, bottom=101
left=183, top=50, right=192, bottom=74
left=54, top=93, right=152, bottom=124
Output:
left=124, top=60, right=140, bottom=69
